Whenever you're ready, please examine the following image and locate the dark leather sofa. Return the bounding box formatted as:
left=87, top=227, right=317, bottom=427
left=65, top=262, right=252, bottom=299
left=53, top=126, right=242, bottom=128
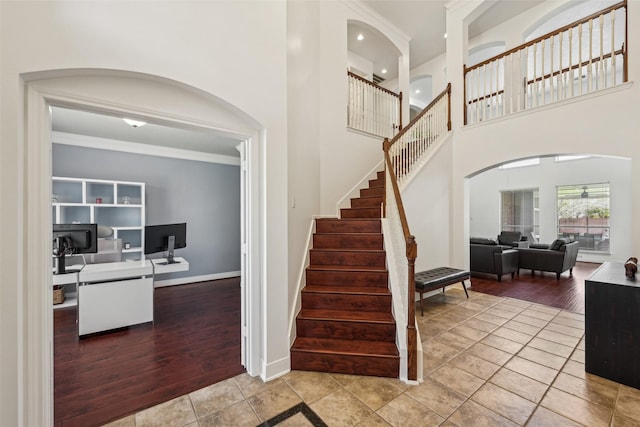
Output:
left=517, top=239, right=579, bottom=279
left=469, top=237, right=519, bottom=282
left=497, top=231, right=523, bottom=247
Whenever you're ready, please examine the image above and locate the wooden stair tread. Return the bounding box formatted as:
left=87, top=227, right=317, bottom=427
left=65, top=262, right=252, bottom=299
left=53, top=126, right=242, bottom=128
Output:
left=302, top=285, right=390, bottom=295
left=298, top=308, right=394, bottom=323
left=313, top=232, right=381, bottom=236
left=310, top=248, right=385, bottom=253
left=307, top=264, right=387, bottom=272
left=292, top=337, right=399, bottom=357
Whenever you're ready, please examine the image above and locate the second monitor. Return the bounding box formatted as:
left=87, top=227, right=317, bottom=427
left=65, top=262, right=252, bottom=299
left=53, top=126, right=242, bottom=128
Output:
left=144, top=222, right=187, bottom=264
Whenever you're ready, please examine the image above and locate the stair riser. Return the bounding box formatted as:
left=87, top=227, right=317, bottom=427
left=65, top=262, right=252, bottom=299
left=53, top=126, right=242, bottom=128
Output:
left=340, top=207, right=381, bottom=219
left=369, top=178, right=384, bottom=188
left=315, top=219, right=381, bottom=234
left=309, top=251, right=385, bottom=267
left=290, top=351, right=399, bottom=378
left=296, top=319, right=396, bottom=341
left=350, top=197, right=382, bottom=208
left=301, top=292, right=391, bottom=312
left=305, top=270, right=388, bottom=288
left=313, top=234, right=383, bottom=250
left=360, top=187, right=384, bottom=198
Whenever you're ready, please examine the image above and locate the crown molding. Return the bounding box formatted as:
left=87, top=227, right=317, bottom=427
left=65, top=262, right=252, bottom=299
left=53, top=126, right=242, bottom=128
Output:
left=52, top=131, right=241, bottom=166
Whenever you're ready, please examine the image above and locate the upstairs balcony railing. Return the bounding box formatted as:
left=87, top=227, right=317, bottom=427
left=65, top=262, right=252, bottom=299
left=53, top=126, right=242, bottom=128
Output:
left=348, top=71, right=402, bottom=138
left=464, top=1, right=627, bottom=125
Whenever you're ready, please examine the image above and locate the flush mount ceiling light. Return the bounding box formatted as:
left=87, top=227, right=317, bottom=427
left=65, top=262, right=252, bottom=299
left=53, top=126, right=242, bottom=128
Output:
left=581, top=186, right=589, bottom=198
left=357, top=33, right=364, bottom=41
left=415, top=89, right=421, bottom=94
left=381, top=68, right=387, bottom=74
left=123, top=118, right=146, bottom=128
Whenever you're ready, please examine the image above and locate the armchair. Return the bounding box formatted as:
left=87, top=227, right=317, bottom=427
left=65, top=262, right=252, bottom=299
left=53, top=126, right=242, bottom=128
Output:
left=470, top=238, right=519, bottom=282
left=497, top=231, right=523, bottom=247
left=517, top=239, right=579, bottom=279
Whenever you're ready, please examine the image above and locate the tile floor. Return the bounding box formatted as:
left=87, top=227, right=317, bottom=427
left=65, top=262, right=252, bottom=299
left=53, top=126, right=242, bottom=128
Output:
left=103, top=289, right=640, bottom=427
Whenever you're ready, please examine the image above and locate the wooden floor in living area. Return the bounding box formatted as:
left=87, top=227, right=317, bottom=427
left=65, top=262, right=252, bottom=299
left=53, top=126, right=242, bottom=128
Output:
left=54, top=277, right=245, bottom=427
left=469, top=261, right=600, bottom=314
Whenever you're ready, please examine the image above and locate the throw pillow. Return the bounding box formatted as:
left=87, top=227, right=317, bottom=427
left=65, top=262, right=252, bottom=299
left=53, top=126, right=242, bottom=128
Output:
left=549, top=239, right=567, bottom=251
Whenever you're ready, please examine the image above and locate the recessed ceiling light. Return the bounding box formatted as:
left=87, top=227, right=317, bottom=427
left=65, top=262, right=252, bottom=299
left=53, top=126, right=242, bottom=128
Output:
left=444, top=33, right=448, bottom=39
left=415, top=89, right=421, bottom=94
left=381, top=69, right=387, bottom=74
left=357, top=33, right=364, bottom=41
left=123, top=118, right=146, bottom=128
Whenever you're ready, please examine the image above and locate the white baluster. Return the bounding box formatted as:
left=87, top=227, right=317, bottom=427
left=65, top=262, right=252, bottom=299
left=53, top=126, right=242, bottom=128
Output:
left=588, top=19, right=593, bottom=93
left=611, top=10, right=616, bottom=86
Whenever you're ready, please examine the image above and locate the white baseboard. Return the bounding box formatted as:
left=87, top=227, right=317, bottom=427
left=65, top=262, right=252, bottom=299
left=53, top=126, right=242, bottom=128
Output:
left=153, top=271, right=241, bottom=288
left=262, top=355, right=291, bottom=382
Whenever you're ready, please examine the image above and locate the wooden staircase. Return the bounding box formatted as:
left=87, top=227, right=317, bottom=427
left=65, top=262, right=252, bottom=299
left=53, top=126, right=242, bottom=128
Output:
left=290, top=171, right=399, bottom=378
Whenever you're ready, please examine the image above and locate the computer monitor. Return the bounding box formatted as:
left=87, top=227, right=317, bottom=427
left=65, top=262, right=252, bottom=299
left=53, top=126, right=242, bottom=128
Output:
left=52, top=223, right=98, bottom=274
left=144, top=222, right=187, bottom=264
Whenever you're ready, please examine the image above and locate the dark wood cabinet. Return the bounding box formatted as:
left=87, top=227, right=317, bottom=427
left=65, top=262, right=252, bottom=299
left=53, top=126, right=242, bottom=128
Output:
left=585, top=261, right=640, bottom=389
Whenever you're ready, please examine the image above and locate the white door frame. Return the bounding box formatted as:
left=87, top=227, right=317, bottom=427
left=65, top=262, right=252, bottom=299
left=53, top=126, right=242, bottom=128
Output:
left=23, top=75, right=263, bottom=426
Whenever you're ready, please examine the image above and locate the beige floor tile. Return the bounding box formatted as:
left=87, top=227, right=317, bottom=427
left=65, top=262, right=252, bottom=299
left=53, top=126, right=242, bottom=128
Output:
left=310, top=388, right=372, bottom=426
left=550, top=316, right=584, bottom=330
left=283, top=370, right=340, bottom=403
left=101, top=415, right=135, bottom=427
left=570, top=348, right=585, bottom=363
left=475, top=312, right=510, bottom=326
left=448, top=351, right=500, bottom=380
left=502, top=298, right=531, bottom=308
left=381, top=376, right=411, bottom=392
left=527, top=337, right=574, bottom=358
left=556, top=310, right=584, bottom=320
left=135, top=395, right=196, bottom=427
left=577, top=337, right=585, bottom=350
left=354, top=412, right=391, bottom=426
left=526, top=406, right=583, bottom=426
left=437, top=310, right=475, bottom=324
left=246, top=381, right=301, bottom=421
left=490, top=368, right=549, bottom=403
left=471, top=382, right=537, bottom=425
left=512, top=313, right=549, bottom=327
left=529, top=303, right=561, bottom=314
left=505, top=356, right=559, bottom=385
left=492, top=302, right=526, bottom=314
left=462, top=318, right=500, bottom=333
left=422, top=352, right=445, bottom=374
left=544, top=321, right=585, bottom=338
left=552, top=372, right=618, bottom=408
left=611, top=412, right=640, bottom=427
left=615, top=385, right=640, bottom=421
left=502, top=320, right=542, bottom=336
left=189, top=377, right=245, bottom=419
left=457, top=300, right=491, bottom=313
left=448, top=399, right=518, bottom=427
left=518, top=346, right=567, bottom=370
left=277, top=411, right=315, bottom=427
left=437, top=331, right=476, bottom=350
left=561, top=360, right=622, bottom=388
left=330, top=373, right=363, bottom=387
left=430, top=364, right=485, bottom=397
left=466, top=342, right=513, bottom=365
left=416, top=321, right=451, bottom=339
left=520, top=308, right=556, bottom=321
left=376, top=394, right=443, bottom=427
left=344, top=376, right=403, bottom=411
left=541, top=387, right=612, bottom=427
left=485, top=307, right=518, bottom=320
left=449, top=324, right=489, bottom=341
left=422, top=338, right=460, bottom=361
left=492, top=326, right=534, bottom=345
left=537, top=329, right=581, bottom=348
left=481, top=334, right=524, bottom=354
left=405, top=378, right=465, bottom=418
left=198, top=400, right=261, bottom=427
left=233, top=372, right=283, bottom=398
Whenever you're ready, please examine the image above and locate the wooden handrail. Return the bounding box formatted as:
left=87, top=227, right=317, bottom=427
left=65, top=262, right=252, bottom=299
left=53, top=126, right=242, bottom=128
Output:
left=348, top=70, right=401, bottom=98
left=388, top=83, right=451, bottom=150
left=383, top=138, right=418, bottom=381
left=464, top=1, right=626, bottom=74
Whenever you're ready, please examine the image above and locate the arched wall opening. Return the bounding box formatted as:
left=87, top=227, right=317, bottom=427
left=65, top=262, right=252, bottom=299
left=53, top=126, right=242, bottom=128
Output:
left=22, top=69, right=265, bottom=425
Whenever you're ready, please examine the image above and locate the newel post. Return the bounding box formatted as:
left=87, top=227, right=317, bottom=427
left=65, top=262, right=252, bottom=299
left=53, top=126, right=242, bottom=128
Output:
left=406, top=235, right=418, bottom=381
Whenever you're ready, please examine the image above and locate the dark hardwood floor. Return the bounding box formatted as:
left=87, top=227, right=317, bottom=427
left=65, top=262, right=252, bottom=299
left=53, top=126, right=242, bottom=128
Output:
left=468, top=261, right=600, bottom=314
left=54, top=278, right=245, bottom=427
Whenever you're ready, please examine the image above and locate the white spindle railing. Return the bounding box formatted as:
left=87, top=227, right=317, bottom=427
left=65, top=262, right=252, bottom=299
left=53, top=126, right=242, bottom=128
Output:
left=464, top=1, right=626, bottom=125
left=387, top=84, right=451, bottom=187
left=348, top=71, right=402, bottom=139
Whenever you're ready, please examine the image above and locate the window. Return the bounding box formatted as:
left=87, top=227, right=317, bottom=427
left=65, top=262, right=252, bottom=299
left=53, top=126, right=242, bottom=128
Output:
left=557, top=183, right=610, bottom=252
left=499, top=158, right=540, bottom=169
left=501, top=189, right=539, bottom=241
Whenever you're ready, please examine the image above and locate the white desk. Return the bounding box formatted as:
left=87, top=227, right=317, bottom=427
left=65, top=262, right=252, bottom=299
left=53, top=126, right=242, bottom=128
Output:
left=53, top=258, right=189, bottom=336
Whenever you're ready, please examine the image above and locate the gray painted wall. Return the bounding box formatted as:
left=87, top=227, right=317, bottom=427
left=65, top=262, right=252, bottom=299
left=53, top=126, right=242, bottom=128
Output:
left=52, top=144, right=241, bottom=281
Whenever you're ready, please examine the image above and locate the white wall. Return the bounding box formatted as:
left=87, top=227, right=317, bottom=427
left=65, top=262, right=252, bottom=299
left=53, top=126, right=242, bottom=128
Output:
left=469, top=156, right=632, bottom=263
left=1, top=2, right=288, bottom=425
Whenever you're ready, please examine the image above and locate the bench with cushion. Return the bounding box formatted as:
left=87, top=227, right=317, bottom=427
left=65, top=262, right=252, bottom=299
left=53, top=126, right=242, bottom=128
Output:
left=415, top=267, right=469, bottom=316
